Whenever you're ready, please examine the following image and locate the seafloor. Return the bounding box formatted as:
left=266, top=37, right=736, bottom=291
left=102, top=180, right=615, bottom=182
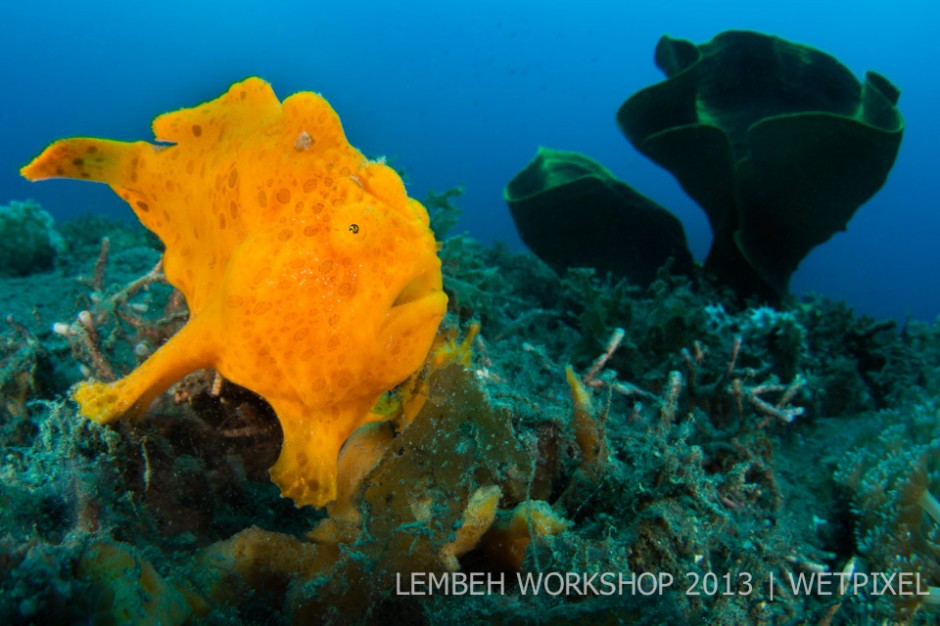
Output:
left=1, top=198, right=939, bottom=626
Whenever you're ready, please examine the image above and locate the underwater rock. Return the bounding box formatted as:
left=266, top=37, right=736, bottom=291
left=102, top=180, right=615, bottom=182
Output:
left=0, top=199, right=65, bottom=277
left=617, top=30, right=903, bottom=300
left=504, top=147, right=693, bottom=287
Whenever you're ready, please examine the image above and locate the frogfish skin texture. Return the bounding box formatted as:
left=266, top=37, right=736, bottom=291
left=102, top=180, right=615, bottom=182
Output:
left=21, top=77, right=448, bottom=508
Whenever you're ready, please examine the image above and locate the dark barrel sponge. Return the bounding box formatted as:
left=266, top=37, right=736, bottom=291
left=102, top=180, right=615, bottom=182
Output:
left=617, top=30, right=903, bottom=300
left=504, top=147, right=693, bottom=287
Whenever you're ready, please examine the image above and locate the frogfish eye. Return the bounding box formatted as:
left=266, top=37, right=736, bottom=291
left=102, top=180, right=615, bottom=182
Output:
left=348, top=223, right=359, bottom=234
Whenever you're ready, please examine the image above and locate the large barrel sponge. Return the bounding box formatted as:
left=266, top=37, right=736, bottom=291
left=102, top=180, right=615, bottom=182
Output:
left=0, top=199, right=65, bottom=277
left=617, top=30, right=903, bottom=300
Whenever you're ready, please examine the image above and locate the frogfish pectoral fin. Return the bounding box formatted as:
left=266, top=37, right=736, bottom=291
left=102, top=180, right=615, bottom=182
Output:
left=73, top=318, right=217, bottom=424
left=268, top=397, right=380, bottom=509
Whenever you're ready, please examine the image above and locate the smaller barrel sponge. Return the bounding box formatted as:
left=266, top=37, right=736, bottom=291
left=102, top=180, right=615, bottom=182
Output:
left=617, top=30, right=903, bottom=299
left=505, top=147, right=693, bottom=287
left=0, top=199, right=65, bottom=277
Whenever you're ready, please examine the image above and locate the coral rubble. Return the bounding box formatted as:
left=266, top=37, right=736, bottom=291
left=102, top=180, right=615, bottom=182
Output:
left=1, top=206, right=938, bottom=624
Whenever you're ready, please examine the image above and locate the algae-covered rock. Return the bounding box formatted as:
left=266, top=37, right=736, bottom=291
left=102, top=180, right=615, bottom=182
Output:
left=0, top=199, right=65, bottom=277
left=295, top=361, right=532, bottom=618
left=195, top=359, right=534, bottom=623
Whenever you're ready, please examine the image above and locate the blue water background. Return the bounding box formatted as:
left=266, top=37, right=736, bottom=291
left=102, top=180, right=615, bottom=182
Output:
left=2, top=1, right=937, bottom=321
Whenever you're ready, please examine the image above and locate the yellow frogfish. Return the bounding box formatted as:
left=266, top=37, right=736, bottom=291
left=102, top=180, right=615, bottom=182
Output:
left=21, top=77, right=448, bottom=508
